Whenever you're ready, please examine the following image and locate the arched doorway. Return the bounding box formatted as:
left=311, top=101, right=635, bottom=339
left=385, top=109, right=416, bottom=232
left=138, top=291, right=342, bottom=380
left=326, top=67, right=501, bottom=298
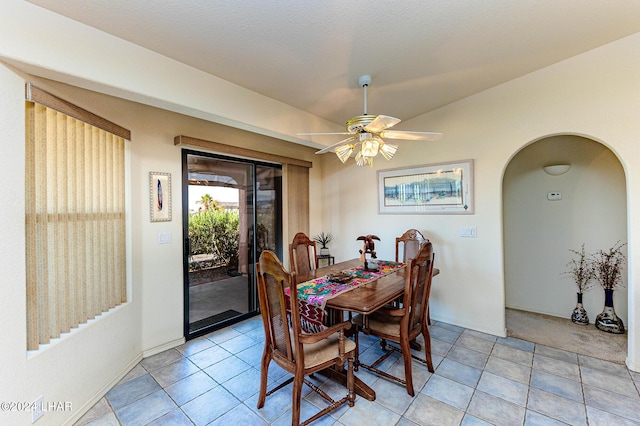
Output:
left=502, top=134, right=628, bottom=362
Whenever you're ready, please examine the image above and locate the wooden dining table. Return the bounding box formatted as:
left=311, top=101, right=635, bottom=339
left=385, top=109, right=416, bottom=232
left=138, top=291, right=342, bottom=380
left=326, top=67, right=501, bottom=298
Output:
left=295, top=258, right=439, bottom=400
left=296, top=258, right=409, bottom=315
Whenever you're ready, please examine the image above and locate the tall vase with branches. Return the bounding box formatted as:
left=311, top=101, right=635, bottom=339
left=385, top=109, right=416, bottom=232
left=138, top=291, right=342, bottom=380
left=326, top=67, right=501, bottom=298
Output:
left=565, top=244, right=594, bottom=325
left=592, top=241, right=626, bottom=334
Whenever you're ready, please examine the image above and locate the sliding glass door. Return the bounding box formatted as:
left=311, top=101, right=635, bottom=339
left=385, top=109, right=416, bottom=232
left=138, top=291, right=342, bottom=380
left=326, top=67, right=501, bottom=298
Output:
left=182, top=150, right=282, bottom=339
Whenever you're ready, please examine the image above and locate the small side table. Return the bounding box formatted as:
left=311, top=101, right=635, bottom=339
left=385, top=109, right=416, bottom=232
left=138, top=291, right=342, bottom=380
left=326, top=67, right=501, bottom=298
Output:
left=317, top=254, right=335, bottom=267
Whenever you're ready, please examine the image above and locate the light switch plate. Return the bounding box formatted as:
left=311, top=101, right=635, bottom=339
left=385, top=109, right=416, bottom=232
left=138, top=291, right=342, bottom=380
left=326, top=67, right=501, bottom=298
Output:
left=158, top=232, right=172, bottom=244
left=460, top=226, right=477, bottom=238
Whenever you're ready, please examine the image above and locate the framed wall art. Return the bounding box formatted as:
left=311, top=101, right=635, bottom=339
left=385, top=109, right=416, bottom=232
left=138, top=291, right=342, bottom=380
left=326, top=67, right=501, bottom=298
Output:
left=378, top=160, right=474, bottom=214
left=149, top=172, right=172, bottom=222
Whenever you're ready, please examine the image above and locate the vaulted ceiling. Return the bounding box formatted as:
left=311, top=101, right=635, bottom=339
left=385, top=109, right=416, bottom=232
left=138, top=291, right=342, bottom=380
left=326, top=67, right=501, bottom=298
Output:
left=27, top=1, right=640, bottom=130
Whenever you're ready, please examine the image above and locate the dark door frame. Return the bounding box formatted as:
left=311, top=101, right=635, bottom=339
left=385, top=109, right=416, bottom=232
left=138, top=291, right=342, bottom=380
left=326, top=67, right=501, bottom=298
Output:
left=181, top=149, right=282, bottom=340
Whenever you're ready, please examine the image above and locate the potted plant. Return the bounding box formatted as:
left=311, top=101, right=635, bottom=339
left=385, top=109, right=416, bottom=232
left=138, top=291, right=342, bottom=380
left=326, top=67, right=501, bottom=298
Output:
left=313, top=232, right=333, bottom=256
left=591, top=241, right=626, bottom=334
left=565, top=244, right=595, bottom=325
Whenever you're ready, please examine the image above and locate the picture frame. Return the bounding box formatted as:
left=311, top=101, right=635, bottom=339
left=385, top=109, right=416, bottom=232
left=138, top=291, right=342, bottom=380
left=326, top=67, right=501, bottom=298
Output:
left=378, top=160, right=474, bottom=214
left=149, top=172, right=172, bottom=222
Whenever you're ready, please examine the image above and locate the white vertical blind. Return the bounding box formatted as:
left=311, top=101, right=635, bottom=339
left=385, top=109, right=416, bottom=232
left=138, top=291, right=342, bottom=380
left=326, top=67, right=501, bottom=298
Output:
left=25, top=91, right=127, bottom=350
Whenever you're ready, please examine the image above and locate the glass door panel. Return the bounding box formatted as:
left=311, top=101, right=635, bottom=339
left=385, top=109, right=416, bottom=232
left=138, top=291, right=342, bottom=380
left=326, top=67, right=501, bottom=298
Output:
left=183, top=151, right=282, bottom=338
left=256, top=165, right=282, bottom=258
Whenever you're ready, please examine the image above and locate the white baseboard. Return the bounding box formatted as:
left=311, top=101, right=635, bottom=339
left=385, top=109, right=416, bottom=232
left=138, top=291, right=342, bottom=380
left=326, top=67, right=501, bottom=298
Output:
left=432, top=315, right=507, bottom=338
left=505, top=305, right=570, bottom=321
left=142, top=337, right=185, bottom=358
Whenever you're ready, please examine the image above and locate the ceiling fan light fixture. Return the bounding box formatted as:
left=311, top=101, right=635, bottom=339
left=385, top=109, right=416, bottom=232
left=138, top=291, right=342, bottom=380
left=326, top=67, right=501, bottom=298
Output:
left=354, top=150, right=364, bottom=167
left=360, top=136, right=380, bottom=158
left=334, top=143, right=355, bottom=163
left=379, top=142, right=398, bottom=161
left=354, top=150, right=373, bottom=167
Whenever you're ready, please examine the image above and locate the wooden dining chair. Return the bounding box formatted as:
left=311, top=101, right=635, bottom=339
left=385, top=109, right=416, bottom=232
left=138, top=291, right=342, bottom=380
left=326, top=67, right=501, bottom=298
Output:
left=256, top=250, right=356, bottom=425
left=289, top=232, right=319, bottom=278
left=352, top=242, right=435, bottom=396
left=395, top=228, right=433, bottom=324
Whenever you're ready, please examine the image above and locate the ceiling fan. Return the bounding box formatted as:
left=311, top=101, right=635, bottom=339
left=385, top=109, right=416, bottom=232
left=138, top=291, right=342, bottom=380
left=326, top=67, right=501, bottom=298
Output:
left=299, top=75, right=442, bottom=167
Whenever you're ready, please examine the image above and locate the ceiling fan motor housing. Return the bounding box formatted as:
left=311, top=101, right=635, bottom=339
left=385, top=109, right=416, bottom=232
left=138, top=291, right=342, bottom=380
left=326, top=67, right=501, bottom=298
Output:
left=346, top=115, right=376, bottom=133
left=358, top=75, right=371, bottom=87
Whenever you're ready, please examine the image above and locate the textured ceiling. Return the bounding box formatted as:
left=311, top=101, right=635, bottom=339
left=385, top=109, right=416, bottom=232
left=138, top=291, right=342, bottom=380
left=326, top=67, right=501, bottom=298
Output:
left=26, top=0, right=640, bottom=130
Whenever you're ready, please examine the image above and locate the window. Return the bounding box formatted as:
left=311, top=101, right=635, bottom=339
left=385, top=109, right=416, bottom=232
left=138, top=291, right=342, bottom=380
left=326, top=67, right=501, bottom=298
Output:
left=25, top=84, right=130, bottom=350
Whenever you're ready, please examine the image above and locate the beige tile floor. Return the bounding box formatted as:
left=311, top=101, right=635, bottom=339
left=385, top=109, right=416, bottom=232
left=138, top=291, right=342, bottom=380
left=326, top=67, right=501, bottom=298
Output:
left=75, top=317, right=640, bottom=425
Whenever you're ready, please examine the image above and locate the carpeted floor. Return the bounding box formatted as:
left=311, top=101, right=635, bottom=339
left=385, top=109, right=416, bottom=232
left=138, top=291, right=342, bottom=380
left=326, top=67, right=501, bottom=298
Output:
left=506, top=308, right=627, bottom=364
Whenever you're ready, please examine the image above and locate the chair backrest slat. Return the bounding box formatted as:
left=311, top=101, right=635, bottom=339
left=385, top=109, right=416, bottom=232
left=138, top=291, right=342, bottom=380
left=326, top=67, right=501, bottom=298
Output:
left=395, top=229, right=429, bottom=262
left=289, top=232, right=318, bottom=276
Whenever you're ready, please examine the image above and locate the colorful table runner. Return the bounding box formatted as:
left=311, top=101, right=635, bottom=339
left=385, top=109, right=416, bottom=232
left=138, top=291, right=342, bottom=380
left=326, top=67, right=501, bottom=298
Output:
left=286, top=260, right=405, bottom=333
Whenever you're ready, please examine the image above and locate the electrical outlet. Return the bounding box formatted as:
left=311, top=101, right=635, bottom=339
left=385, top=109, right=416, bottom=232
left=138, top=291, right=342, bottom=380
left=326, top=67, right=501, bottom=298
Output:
left=31, top=395, right=44, bottom=423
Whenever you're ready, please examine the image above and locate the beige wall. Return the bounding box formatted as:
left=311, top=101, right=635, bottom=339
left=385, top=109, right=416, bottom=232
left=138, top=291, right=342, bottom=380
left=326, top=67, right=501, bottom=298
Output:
left=1, top=1, right=639, bottom=424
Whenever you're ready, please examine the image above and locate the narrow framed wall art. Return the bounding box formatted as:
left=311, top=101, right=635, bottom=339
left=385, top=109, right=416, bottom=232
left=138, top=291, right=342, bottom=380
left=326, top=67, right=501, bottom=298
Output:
left=150, top=171, right=172, bottom=222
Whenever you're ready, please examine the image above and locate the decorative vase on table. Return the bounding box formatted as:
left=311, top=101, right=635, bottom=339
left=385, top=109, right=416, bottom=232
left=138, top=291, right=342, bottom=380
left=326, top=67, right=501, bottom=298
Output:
left=595, top=288, right=625, bottom=334
left=313, top=232, right=333, bottom=258
left=571, top=292, right=589, bottom=325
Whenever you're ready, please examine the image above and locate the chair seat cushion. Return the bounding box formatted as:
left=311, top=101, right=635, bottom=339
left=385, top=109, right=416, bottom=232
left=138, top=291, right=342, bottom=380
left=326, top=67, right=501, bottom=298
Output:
left=353, top=312, right=401, bottom=338
left=296, top=333, right=357, bottom=369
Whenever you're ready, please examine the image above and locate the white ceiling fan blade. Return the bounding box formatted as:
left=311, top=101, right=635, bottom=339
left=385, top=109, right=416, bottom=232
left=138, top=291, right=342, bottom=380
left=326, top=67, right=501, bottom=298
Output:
left=315, top=136, right=358, bottom=154
left=380, top=130, right=443, bottom=141
left=364, top=115, right=401, bottom=133
left=297, top=132, right=352, bottom=136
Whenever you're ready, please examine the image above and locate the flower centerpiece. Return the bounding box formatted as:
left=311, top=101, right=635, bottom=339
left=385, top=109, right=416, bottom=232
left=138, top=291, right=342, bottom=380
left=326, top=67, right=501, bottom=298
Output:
left=313, top=232, right=333, bottom=256
left=591, top=241, right=626, bottom=334
left=565, top=244, right=595, bottom=325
